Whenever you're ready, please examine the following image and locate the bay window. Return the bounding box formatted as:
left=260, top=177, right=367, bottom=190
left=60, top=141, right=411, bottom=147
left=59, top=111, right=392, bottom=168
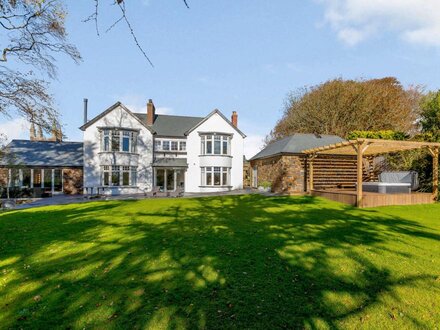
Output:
left=201, top=134, right=231, bottom=155
left=101, top=129, right=138, bottom=153
left=102, top=165, right=138, bottom=186
left=201, top=167, right=230, bottom=186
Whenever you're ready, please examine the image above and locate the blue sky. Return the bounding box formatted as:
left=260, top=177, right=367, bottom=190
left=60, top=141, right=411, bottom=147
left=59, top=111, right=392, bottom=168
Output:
left=2, top=0, right=440, bottom=158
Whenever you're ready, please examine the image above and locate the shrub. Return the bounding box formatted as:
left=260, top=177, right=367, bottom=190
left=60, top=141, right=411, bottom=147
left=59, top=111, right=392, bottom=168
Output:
left=347, top=130, right=408, bottom=140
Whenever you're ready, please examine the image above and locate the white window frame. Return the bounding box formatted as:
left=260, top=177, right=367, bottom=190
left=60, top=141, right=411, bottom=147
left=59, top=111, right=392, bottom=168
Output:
left=201, top=167, right=231, bottom=187
left=200, top=134, right=231, bottom=155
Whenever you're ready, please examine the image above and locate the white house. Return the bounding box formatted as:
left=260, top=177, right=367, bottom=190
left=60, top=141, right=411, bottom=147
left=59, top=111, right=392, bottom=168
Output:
left=80, top=99, right=246, bottom=194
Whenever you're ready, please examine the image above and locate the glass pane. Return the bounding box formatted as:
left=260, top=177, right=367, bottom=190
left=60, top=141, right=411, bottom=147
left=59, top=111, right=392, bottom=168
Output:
left=206, top=173, right=212, bottom=186
left=103, top=172, right=109, bottom=186
left=112, top=172, right=120, bottom=186
left=180, top=142, right=186, bottom=151
left=11, top=169, right=20, bottom=187
left=44, top=170, right=52, bottom=188
left=22, top=169, right=31, bottom=187
left=104, top=136, right=110, bottom=151
left=171, top=141, right=178, bottom=151
left=222, top=140, right=228, bottom=155
left=214, top=172, right=221, bottom=185
left=163, top=141, right=170, bottom=151
left=112, top=132, right=120, bottom=151
left=33, top=169, right=42, bottom=186
left=123, top=172, right=130, bottom=186
left=222, top=172, right=227, bottom=186
left=122, top=137, right=130, bottom=152
left=166, top=170, right=175, bottom=191
left=206, top=141, right=212, bottom=154
left=131, top=169, right=137, bottom=185
left=54, top=169, right=62, bottom=191
left=156, top=169, right=165, bottom=190
left=214, top=140, right=221, bottom=154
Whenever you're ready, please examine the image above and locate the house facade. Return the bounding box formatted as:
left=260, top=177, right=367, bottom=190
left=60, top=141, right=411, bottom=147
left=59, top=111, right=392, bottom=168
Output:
left=80, top=99, right=246, bottom=194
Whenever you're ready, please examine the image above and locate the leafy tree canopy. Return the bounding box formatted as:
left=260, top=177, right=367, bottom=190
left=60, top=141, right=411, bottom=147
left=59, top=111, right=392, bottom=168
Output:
left=267, top=77, right=421, bottom=143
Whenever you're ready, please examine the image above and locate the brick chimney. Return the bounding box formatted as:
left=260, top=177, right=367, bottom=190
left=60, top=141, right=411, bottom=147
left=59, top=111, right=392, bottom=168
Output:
left=231, top=111, right=238, bottom=127
left=147, top=99, right=155, bottom=125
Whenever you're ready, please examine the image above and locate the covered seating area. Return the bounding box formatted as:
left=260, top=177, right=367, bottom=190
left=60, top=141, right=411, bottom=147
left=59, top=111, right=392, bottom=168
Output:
left=303, top=138, right=440, bottom=208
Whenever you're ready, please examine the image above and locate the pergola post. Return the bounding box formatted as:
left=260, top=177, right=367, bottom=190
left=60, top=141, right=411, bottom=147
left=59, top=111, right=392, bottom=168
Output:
left=432, top=147, right=439, bottom=200
left=308, top=155, right=315, bottom=193
left=356, top=142, right=365, bottom=207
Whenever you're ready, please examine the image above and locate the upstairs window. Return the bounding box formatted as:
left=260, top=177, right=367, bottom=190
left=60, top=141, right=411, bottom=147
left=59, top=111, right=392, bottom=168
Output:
left=154, top=140, right=162, bottom=151
left=101, top=129, right=138, bottom=153
left=155, top=139, right=186, bottom=152
left=201, top=135, right=231, bottom=155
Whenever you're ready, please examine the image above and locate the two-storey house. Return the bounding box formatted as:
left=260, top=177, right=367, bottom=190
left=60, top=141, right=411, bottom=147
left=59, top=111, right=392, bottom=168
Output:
left=80, top=99, right=246, bottom=194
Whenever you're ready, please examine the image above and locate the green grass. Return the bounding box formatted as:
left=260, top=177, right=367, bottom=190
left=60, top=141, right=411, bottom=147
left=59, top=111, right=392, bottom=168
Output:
left=0, top=195, right=439, bottom=329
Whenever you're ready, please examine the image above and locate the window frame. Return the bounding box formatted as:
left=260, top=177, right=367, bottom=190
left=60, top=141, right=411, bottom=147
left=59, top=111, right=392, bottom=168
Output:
left=201, top=167, right=231, bottom=187
left=200, top=134, right=231, bottom=155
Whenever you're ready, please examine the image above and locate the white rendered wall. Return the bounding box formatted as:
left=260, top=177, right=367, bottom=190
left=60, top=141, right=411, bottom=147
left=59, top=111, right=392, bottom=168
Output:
left=83, top=105, right=154, bottom=194
left=186, top=112, right=244, bottom=193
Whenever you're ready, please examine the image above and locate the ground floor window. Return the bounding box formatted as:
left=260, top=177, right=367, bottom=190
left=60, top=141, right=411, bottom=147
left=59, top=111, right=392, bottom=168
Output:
left=201, top=167, right=230, bottom=186
left=102, top=165, right=137, bottom=186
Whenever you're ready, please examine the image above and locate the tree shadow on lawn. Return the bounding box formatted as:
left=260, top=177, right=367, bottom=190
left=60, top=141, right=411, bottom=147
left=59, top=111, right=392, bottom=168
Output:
left=0, top=195, right=438, bottom=329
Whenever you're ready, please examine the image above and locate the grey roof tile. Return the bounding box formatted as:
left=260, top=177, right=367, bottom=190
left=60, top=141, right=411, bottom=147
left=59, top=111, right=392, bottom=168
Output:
left=134, top=114, right=204, bottom=137
left=250, top=134, right=345, bottom=160
left=0, top=140, right=83, bottom=167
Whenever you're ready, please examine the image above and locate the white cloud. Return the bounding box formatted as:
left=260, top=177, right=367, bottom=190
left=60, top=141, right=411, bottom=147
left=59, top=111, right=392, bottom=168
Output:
left=244, top=134, right=265, bottom=160
left=316, top=0, right=440, bottom=46
left=0, top=117, right=29, bottom=143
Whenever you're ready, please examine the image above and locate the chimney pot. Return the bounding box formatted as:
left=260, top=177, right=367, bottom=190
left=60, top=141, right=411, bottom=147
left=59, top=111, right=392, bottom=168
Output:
left=147, top=99, right=156, bottom=125
left=83, top=98, right=88, bottom=125
left=231, top=111, right=238, bottom=128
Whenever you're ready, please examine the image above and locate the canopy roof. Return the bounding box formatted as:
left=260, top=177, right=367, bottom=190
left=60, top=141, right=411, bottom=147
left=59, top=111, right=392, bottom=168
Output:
left=302, top=138, right=440, bottom=156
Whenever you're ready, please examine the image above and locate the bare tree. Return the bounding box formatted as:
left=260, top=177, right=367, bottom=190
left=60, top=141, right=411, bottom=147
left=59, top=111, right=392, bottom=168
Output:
left=0, top=0, right=81, bottom=130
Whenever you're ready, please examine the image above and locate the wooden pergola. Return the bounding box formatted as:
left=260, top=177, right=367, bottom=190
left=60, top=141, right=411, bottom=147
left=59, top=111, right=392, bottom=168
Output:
left=303, top=138, right=440, bottom=207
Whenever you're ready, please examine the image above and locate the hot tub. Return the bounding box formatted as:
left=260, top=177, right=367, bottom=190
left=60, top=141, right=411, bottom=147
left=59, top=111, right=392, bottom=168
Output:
left=361, top=182, right=411, bottom=194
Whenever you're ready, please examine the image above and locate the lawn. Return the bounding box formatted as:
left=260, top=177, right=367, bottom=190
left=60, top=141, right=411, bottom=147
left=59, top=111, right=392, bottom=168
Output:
left=0, top=195, right=439, bottom=329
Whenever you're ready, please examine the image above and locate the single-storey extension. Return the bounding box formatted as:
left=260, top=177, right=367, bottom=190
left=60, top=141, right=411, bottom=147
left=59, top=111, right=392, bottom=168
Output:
left=249, top=134, right=377, bottom=194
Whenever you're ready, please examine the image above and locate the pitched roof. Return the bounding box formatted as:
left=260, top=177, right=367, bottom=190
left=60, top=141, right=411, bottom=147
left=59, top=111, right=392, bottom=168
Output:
left=152, top=158, right=188, bottom=167
left=250, top=134, right=345, bottom=160
left=79, top=102, right=155, bottom=133
left=134, top=114, right=204, bottom=137
left=0, top=140, right=83, bottom=167
left=185, top=109, right=246, bottom=138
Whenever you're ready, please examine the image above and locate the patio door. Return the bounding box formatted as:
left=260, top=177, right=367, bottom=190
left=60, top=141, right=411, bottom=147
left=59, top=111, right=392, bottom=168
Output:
left=154, top=168, right=183, bottom=192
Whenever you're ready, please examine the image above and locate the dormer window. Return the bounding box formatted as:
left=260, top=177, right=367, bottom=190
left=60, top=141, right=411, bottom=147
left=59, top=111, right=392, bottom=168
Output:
left=200, top=134, right=230, bottom=155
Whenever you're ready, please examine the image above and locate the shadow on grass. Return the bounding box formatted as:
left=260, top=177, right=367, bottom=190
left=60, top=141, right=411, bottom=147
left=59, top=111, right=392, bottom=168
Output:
left=0, top=195, right=438, bottom=329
